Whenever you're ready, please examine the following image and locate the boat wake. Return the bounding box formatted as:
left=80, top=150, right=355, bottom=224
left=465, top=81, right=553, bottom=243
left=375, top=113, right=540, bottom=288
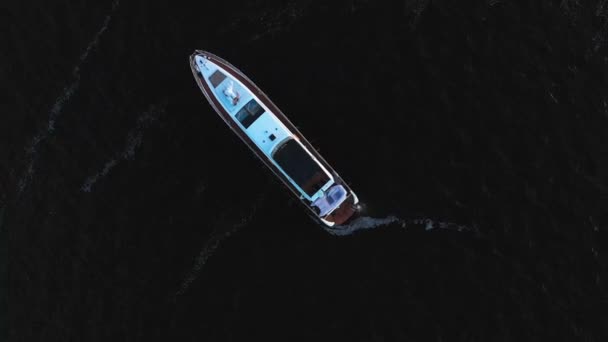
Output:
left=172, top=194, right=265, bottom=299
left=325, top=211, right=476, bottom=236
left=81, top=103, right=162, bottom=193
left=16, top=0, right=120, bottom=197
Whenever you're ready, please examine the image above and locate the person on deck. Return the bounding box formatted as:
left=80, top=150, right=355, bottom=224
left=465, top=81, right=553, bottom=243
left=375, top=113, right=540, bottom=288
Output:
left=223, top=81, right=240, bottom=105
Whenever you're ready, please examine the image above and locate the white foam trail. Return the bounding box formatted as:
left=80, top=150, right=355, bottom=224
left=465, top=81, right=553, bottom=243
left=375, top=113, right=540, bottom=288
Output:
left=173, top=233, right=228, bottom=297
left=325, top=215, right=474, bottom=236
left=81, top=104, right=161, bottom=193
left=17, top=0, right=120, bottom=196
left=324, top=216, right=402, bottom=236
left=81, top=159, right=118, bottom=193
left=173, top=195, right=265, bottom=298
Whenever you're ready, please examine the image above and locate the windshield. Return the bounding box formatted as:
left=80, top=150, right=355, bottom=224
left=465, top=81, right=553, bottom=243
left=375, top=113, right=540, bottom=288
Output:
left=235, top=99, right=265, bottom=128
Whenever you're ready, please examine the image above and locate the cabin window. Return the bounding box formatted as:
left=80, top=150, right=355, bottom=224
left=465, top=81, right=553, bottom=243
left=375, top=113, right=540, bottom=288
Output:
left=235, top=99, right=265, bottom=128
left=208, top=70, right=227, bottom=88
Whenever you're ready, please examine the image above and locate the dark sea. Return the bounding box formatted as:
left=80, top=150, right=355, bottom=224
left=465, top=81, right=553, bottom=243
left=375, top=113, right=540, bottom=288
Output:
left=5, top=0, right=608, bottom=340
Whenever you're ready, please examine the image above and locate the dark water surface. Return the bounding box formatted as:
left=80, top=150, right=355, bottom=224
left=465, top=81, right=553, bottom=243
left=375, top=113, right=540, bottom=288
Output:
left=6, top=0, right=608, bottom=340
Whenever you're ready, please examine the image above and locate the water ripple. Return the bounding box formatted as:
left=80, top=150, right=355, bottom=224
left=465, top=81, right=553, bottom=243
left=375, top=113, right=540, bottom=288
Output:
left=81, top=103, right=162, bottom=193
left=16, top=0, right=120, bottom=197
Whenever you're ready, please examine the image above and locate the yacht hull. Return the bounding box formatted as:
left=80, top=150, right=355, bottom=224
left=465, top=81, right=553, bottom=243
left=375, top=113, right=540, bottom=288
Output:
left=189, top=50, right=359, bottom=227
